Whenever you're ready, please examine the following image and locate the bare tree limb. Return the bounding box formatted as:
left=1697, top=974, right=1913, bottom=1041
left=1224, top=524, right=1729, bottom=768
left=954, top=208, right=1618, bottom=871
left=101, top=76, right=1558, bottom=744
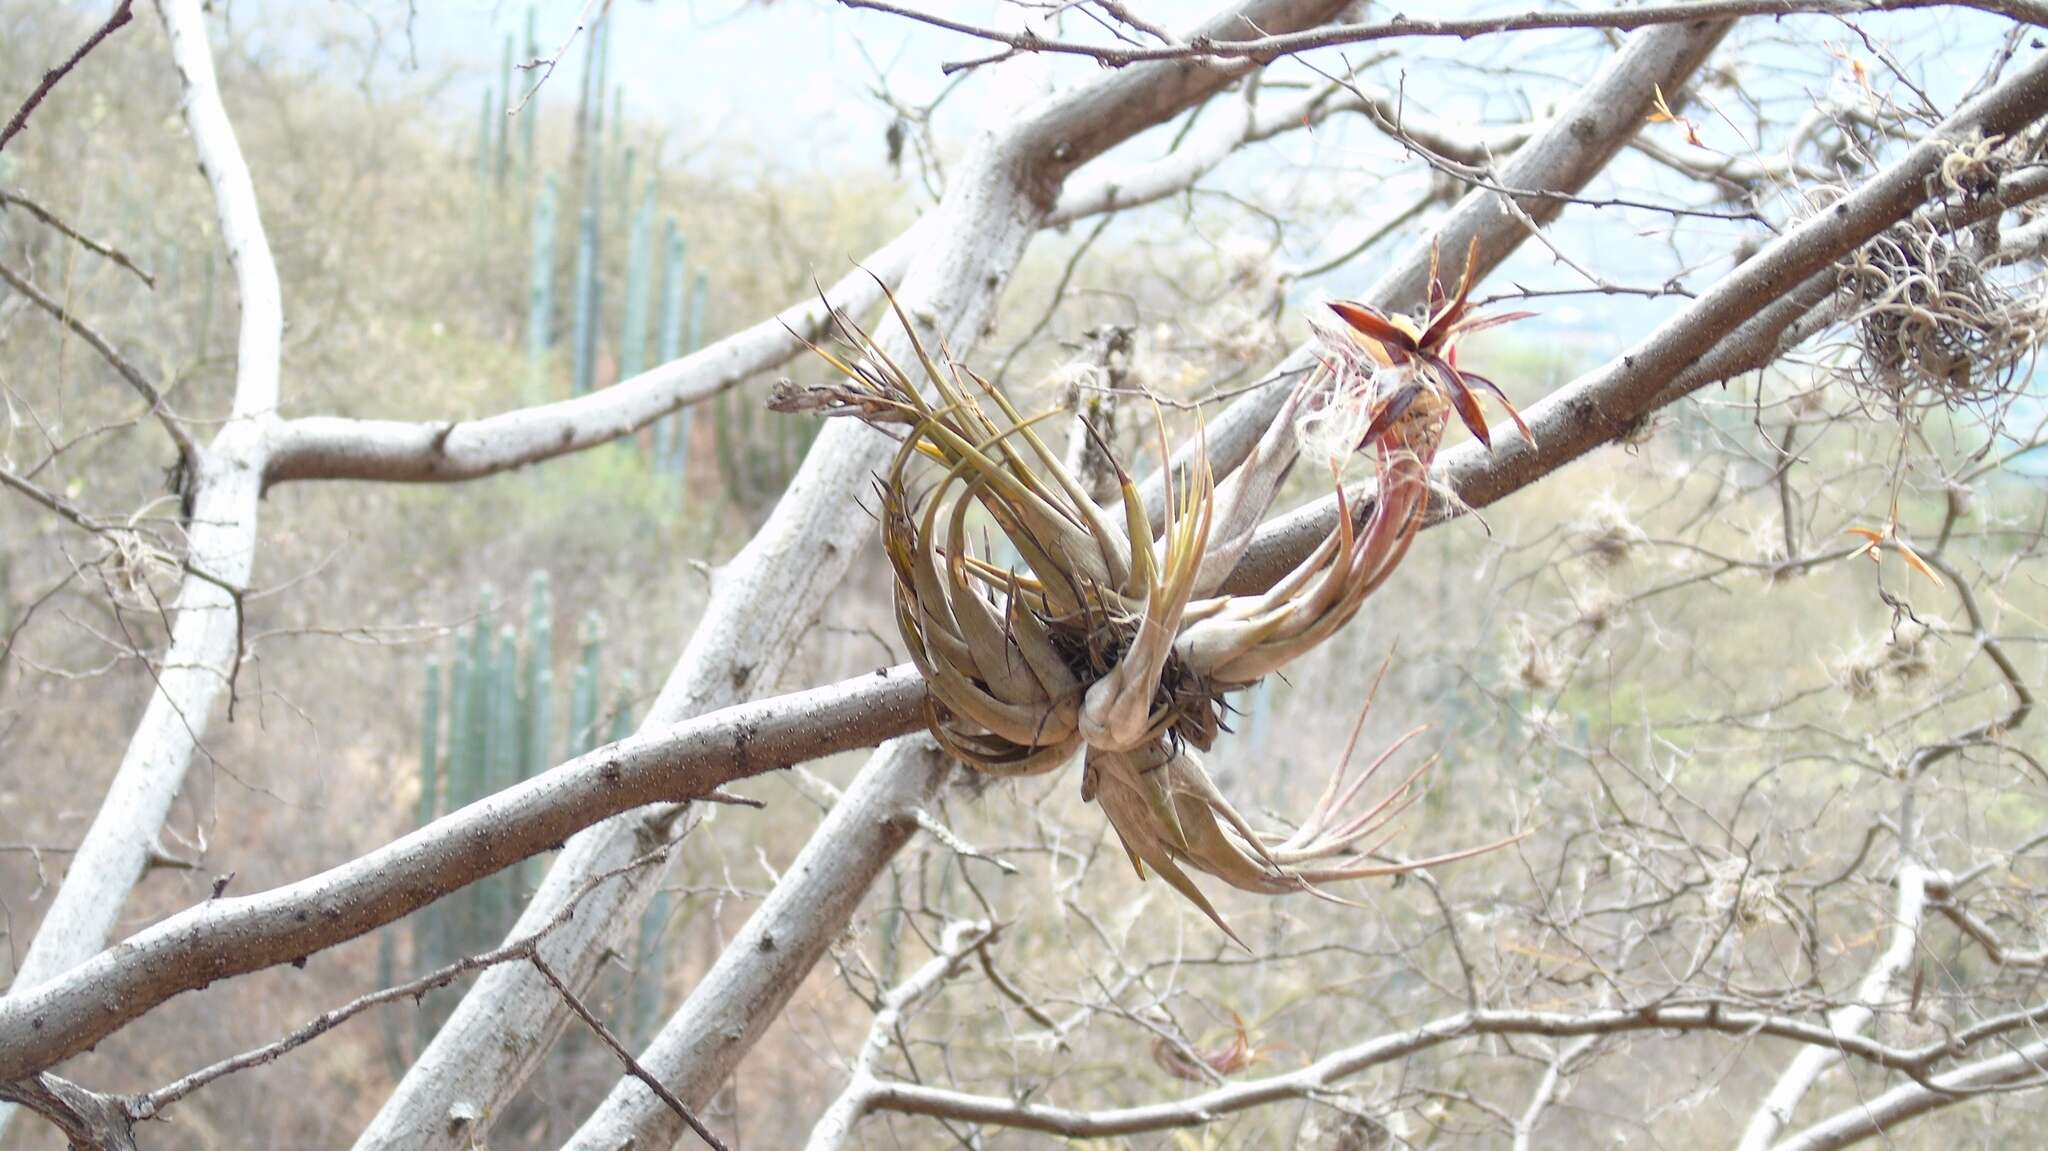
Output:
left=530, top=953, right=731, bottom=1151
left=127, top=846, right=674, bottom=1123
left=1221, top=50, right=2048, bottom=592
left=848, top=1001, right=2042, bottom=1140
left=0, top=256, right=195, bottom=461
left=1769, top=1036, right=2048, bottom=1151
left=0, top=188, right=156, bottom=287
left=0, top=0, right=135, bottom=155
left=1137, top=12, right=1736, bottom=526
left=0, top=0, right=282, bottom=1137
left=1739, top=865, right=1931, bottom=1149
left=0, top=666, right=924, bottom=1083
left=0, top=1074, right=135, bottom=1151
left=803, top=919, right=995, bottom=1151
left=839, top=0, right=2048, bottom=74
left=262, top=227, right=922, bottom=486
left=561, top=736, right=952, bottom=1151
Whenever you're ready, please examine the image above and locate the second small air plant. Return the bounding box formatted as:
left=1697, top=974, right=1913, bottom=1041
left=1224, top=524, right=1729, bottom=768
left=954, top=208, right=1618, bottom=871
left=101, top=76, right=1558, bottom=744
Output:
left=776, top=243, right=1532, bottom=944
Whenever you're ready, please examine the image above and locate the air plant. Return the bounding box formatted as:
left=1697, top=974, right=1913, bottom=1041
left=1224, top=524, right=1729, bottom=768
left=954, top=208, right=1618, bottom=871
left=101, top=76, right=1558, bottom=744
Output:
left=1151, top=1011, right=1276, bottom=1082
left=775, top=251, right=1530, bottom=943
left=1297, top=236, right=1535, bottom=462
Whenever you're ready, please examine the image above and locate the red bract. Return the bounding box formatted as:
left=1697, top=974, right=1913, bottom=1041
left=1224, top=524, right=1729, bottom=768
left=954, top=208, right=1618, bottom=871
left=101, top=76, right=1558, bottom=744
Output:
left=1326, top=236, right=1537, bottom=450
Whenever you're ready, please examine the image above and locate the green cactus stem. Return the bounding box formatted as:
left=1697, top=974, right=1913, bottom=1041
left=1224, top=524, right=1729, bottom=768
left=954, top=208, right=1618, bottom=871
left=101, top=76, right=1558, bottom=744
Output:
left=527, top=177, right=559, bottom=405
left=620, top=173, right=655, bottom=382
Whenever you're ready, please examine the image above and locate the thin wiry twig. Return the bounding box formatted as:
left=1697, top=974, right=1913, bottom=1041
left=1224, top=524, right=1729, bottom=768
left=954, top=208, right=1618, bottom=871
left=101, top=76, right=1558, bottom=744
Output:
left=837, top=0, right=2048, bottom=75
left=510, top=0, right=607, bottom=116
left=0, top=189, right=154, bottom=287
left=531, top=952, right=733, bottom=1151
left=134, top=847, right=677, bottom=1121
left=0, top=1, right=136, bottom=155
left=0, top=259, right=195, bottom=461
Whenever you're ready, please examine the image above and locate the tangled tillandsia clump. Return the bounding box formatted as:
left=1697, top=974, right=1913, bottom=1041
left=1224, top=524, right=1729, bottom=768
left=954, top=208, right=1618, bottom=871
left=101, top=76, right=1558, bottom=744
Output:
left=1838, top=189, right=2048, bottom=414
left=775, top=246, right=1531, bottom=942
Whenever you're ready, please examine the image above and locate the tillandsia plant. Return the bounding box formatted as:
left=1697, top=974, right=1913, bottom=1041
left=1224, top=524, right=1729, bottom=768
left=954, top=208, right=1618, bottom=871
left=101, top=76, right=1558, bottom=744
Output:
left=775, top=244, right=1531, bottom=943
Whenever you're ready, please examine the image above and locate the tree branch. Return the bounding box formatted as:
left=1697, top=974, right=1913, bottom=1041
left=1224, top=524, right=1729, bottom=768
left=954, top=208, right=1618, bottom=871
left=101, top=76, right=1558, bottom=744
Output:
left=0, top=667, right=923, bottom=1083
left=0, top=1074, right=135, bottom=1151
left=0, top=256, right=195, bottom=461
left=262, top=227, right=922, bottom=486
left=561, top=736, right=953, bottom=1151
left=1769, top=1036, right=2048, bottom=1151
left=1739, top=865, right=1930, bottom=1150
left=0, top=0, right=135, bottom=155
left=0, top=2, right=283, bottom=1137
left=803, top=919, right=995, bottom=1151
left=1137, top=12, right=1736, bottom=526
left=0, top=187, right=156, bottom=287
left=851, top=1001, right=2033, bottom=1140
left=1221, top=51, right=2048, bottom=592
left=840, top=0, right=2048, bottom=73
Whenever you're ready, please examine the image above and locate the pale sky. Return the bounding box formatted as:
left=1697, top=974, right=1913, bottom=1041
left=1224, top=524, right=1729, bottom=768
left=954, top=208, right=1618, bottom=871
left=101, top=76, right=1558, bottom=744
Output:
left=206, top=0, right=2023, bottom=356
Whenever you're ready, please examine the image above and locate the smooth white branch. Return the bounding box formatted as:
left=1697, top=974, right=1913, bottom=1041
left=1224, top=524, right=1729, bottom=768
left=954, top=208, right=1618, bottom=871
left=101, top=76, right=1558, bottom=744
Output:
left=802, top=919, right=995, bottom=1151
left=0, top=667, right=925, bottom=1084
left=849, top=1001, right=2041, bottom=1141
left=1223, top=50, right=2048, bottom=592
left=1137, top=13, right=1736, bottom=526
left=560, top=737, right=953, bottom=1151
left=0, top=0, right=281, bottom=1137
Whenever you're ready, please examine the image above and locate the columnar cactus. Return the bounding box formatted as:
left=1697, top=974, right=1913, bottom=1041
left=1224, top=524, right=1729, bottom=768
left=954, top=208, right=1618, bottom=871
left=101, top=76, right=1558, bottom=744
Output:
left=620, top=173, right=655, bottom=381
left=653, top=219, right=688, bottom=479
left=521, top=573, right=555, bottom=890
left=460, top=608, right=496, bottom=954
left=688, top=269, right=707, bottom=354
left=418, top=657, right=442, bottom=836
left=656, top=222, right=686, bottom=365
left=438, top=629, right=473, bottom=988
left=618, top=145, right=635, bottom=244
left=495, top=33, right=512, bottom=189
left=527, top=177, right=559, bottom=405
left=607, top=670, right=637, bottom=743
left=476, top=89, right=492, bottom=185
left=630, top=888, right=670, bottom=1048
left=571, top=206, right=598, bottom=396
left=408, top=579, right=633, bottom=988
left=569, top=611, right=604, bottom=754
left=522, top=571, right=555, bottom=783
left=410, top=656, right=447, bottom=1046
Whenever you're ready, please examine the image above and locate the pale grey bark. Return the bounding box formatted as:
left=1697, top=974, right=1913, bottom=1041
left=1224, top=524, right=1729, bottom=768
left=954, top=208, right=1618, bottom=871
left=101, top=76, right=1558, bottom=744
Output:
left=801, top=919, right=993, bottom=1151
left=563, top=738, right=952, bottom=1151
left=0, top=0, right=280, bottom=1137
left=7, top=46, right=2036, bottom=1097
left=1042, top=75, right=1527, bottom=228
left=1769, top=1034, right=2048, bottom=1151
left=843, top=1003, right=1966, bottom=1141
left=263, top=229, right=922, bottom=485
left=0, top=668, right=925, bottom=1084
left=556, top=22, right=1734, bottom=1148
left=1739, top=865, right=1930, bottom=1151
left=352, top=5, right=1353, bottom=1145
